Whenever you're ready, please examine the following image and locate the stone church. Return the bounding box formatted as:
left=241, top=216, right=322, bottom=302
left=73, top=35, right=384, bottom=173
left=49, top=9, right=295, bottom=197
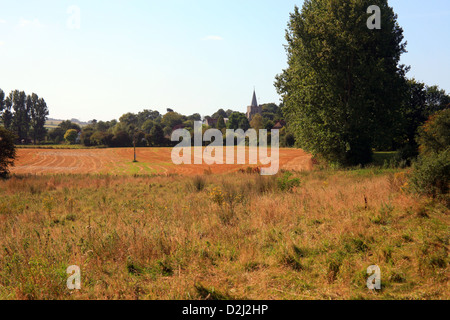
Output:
left=246, top=90, right=262, bottom=121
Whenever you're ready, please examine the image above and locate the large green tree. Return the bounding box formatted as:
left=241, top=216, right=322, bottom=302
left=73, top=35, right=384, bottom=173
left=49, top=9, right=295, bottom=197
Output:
left=29, top=93, right=49, bottom=144
left=10, top=90, right=30, bottom=142
left=1, top=95, right=13, bottom=131
left=275, top=0, right=407, bottom=165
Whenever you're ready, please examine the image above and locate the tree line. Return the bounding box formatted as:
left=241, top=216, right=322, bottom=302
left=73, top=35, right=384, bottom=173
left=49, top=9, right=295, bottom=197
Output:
left=0, top=89, right=49, bottom=144
left=45, top=103, right=292, bottom=148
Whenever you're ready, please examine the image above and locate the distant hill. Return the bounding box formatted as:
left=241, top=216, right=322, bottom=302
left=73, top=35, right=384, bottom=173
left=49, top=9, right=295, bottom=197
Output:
left=45, top=118, right=89, bottom=129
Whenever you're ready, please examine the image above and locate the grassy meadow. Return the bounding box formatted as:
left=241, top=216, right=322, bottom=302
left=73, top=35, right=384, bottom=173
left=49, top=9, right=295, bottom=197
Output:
left=0, top=169, right=448, bottom=300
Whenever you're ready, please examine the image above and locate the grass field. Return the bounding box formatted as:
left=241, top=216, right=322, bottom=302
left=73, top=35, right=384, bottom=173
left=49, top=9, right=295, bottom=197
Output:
left=0, top=159, right=448, bottom=299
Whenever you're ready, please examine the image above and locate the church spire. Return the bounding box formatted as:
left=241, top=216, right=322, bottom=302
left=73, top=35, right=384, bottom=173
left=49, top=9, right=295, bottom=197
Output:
left=251, top=89, right=258, bottom=107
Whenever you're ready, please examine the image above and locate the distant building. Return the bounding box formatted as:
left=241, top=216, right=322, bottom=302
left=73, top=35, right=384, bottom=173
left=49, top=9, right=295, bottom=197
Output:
left=273, top=120, right=286, bottom=130
left=246, top=90, right=262, bottom=121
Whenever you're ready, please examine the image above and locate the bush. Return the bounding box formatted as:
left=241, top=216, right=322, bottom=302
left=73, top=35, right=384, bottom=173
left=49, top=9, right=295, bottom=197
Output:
left=189, top=175, right=206, bottom=192
left=410, top=149, right=450, bottom=199
left=277, top=171, right=300, bottom=192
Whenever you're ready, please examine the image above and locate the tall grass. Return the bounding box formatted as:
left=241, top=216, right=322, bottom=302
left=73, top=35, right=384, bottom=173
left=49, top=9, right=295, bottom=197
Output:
left=0, top=170, right=448, bottom=300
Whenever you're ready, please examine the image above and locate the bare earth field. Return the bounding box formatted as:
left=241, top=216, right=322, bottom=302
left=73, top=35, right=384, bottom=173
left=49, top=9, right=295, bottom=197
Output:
left=11, top=148, right=313, bottom=175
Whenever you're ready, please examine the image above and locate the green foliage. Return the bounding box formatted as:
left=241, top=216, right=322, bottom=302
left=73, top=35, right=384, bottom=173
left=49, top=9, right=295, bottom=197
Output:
left=211, top=109, right=228, bottom=120
left=0, top=127, right=16, bottom=178
left=417, top=109, right=450, bottom=155
left=147, top=124, right=166, bottom=147
left=275, top=0, right=407, bottom=166
left=410, top=149, right=449, bottom=199
left=90, top=131, right=113, bottom=146
left=58, top=120, right=81, bottom=133
left=409, top=110, right=450, bottom=201
left=392, top=80, right=450, bottom=158
left=250, top=113, right=264, bottom=131
left=28, top=93, right=49, bottom=144
left=64, top=129, right=78, bottom=144
left=0, top=128, right=15, bottom=170
left=48, top=127, right=65, bottom=144
left=161, top=112, right=185, bottom=129
left=111, top=130, right=132, bottom=147
left=10, top=90, right=29, bottom=142
left=277, top=171, right=300, bottom=192
left=227, top=112, right=250, bottom=131
left=216, top=116, right=226, bottom=131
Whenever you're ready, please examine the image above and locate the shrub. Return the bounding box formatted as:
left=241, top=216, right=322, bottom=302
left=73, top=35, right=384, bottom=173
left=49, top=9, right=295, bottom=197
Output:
left=409, top=149, right=450, bottom=199
left=276, top=171, right=300, bottom=192
left=190, top=175, right=207, bottom=192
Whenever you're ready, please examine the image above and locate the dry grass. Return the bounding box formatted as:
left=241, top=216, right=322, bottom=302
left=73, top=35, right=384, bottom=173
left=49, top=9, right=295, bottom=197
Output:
left=0, top=169, right=448, bottom=300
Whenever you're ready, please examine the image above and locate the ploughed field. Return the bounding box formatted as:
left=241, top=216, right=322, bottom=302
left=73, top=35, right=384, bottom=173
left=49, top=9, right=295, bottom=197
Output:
left=11, top=148, right=313, bottom=175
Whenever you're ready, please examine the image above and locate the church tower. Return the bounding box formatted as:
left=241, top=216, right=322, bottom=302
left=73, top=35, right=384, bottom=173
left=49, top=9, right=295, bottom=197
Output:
left=246, top=89, right=262, bottom=121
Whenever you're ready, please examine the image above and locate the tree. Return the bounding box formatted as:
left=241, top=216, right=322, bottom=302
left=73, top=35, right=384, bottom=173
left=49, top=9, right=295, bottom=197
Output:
left=393, top=80, right=450, bottom=160
left=29, top=94, right=49, bottom=144
left=410, top=110, right=450, bottom=199
left=227, top=112, right=250, bottom=131
left=112, top=131, right=132, bottom=147
left=80, top=127, right=95, bottom=146
left=119, top=113, right=138, bottom=127
left=162, top=111, right=185, bottom=130
left=48, top=127, right=64, bottom=143
left=188, top=113, right=202, bottom=121
left=64, top=129, right=78, bottom=144
left=90, top=131, right=113, bottom=146
left=217, top=116, right=226, bottom=131
left=11, top=90, right=29, bottom=142
left=417, top=109, right=450, bottom=155
left=0, top=89, right=4, bottom=115
left=275, top=1, right=407, bottom=166
left=148, top=124, right=165, bottom=147
left=212, top=109, right=228, bottom=119
left=59, top=120, right=81, bottom=133
left=142, top=119, right=155, bottom=134
left=250, top=114, right=264, bottom=131
left=137, top=109, right=161, bottom=127
left=0, top=127, right=16, bottom=178
left=261, top=103, right=282, bottom=121
left=1, top=95, right=13, bottom=131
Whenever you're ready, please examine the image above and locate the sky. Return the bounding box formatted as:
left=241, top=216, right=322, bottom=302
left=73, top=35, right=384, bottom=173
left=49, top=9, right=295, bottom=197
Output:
left=0, top=0, right=449, bottom=121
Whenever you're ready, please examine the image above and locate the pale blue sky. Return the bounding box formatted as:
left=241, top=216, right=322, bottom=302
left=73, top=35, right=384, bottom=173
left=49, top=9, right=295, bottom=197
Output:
left=0, top=0, right=449, bottom=121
